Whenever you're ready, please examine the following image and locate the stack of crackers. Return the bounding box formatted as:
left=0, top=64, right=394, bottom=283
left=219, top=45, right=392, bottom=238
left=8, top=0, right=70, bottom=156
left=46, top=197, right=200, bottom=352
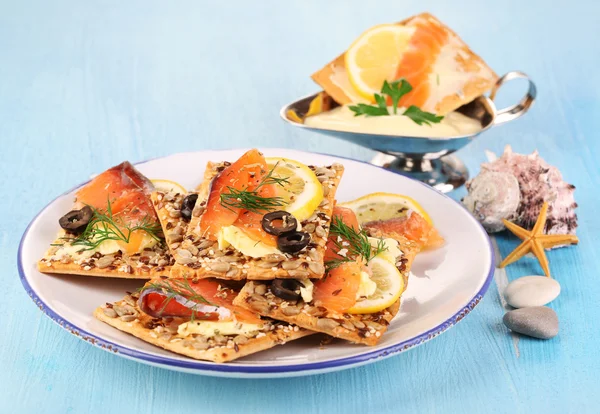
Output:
left=39, top=151, right=421, bottom=363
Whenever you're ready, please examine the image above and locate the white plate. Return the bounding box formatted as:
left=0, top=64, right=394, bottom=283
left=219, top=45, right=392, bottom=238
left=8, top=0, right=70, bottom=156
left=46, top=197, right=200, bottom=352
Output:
left=18, top=148, right=494, bottom=378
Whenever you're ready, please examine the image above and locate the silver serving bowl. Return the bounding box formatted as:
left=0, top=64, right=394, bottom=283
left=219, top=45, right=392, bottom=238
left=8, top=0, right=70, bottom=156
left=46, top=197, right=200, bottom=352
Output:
left=280, top=71, right=536, bottom=193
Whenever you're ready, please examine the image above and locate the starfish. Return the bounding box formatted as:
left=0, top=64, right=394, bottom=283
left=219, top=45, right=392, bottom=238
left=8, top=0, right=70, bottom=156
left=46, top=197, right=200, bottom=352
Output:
left=499, top=202, right=578, bottom=277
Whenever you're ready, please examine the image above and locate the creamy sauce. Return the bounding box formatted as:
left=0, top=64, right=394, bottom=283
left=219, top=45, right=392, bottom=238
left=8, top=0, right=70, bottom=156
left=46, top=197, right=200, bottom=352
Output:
left=177, top=320, right=264, bottom=338
left=304, top=105, right=482, bottom=138
left=299, top=278, right=314, bottom=303
left=218, top=225, right=281, bottom=258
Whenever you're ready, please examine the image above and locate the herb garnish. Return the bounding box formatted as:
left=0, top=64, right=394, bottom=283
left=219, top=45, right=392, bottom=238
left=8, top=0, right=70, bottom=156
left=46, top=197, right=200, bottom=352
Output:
left=219, top=163, right=290, bottom=213
left=139, top=278, right=216, bottom=322
left=403, top=105, right=444, bottom=126
left=349, top=79, right=444, bottom=126
left=325, top=216, right=387, bottom=271
left=72, top=199, right=162, bottom=250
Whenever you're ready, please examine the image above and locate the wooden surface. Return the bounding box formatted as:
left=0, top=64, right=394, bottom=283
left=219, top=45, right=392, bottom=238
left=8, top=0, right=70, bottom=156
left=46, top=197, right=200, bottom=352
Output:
left=2, top=1, right=599, bottom=412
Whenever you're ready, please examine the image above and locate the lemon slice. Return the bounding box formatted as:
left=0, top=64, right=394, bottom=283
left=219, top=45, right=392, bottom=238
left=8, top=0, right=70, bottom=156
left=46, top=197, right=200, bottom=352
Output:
left=368, top=237, right=402, bottom=265
left=345, top=24, right=415, bottom=101
left=151, top=179, right=187, bottom=194
left=348, top=256, right=404, bottom=314
left=265, top=157, right=323, bottom=221
left=340, top=192, right=432, bottom=225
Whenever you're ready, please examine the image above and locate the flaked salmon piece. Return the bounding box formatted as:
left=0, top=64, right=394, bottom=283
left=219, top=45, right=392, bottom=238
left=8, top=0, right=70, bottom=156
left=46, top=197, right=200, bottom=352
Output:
left=199, top=149, right=269, bottom=240
left=363, top=211, right=444, bottom=250
left=138, top=279, right=263, bottom=324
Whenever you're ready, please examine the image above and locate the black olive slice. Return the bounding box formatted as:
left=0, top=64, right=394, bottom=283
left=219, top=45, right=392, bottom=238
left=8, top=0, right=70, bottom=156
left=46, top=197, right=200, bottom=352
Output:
left=59, top=206, right=93, bottom=234
left=277, top=231, right=310, bottom=254
left=181, top=193, right=198, bottom=222
left=271, top=279, right=304, bottom=301
left=262, top=211, right=298, bottom=236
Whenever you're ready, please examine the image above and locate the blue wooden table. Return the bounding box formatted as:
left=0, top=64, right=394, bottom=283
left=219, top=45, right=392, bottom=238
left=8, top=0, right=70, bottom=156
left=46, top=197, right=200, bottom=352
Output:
left=2, top=1, right=599, bottom=412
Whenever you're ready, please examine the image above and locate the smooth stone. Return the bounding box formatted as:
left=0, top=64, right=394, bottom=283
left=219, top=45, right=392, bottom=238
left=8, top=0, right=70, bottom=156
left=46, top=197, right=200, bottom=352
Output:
left=503, top=306, right=559, bottom=339
left=505, top=276, right=561, bottom=308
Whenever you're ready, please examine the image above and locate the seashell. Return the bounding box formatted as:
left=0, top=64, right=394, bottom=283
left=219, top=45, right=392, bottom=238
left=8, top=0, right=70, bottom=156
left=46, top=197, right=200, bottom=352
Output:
left=463, top=146, right=577, bottom=237
left=462, top=171, right=520, bottom=233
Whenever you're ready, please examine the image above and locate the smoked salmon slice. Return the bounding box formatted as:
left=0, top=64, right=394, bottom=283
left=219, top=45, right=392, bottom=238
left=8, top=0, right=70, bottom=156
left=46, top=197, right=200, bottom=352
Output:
left=395, top=20, right=448, bottom=109
left=235, top=211, right=279, bottom=247
left=139, top=279, right=263, bottom=324
left=76, top=161, right=157, bottom=224
left=234, top=177, right=279, bottom=247
left=313, top=262, right=362, bottom=313
left=74, top=161, right=159, bottom=255
left=199, top=149, right=270, bottom=240
left=315, top=206, right=363, bottom=312
left=324, top=205, right=360, bottom=262
left=363, top=211, right=444, bottom=250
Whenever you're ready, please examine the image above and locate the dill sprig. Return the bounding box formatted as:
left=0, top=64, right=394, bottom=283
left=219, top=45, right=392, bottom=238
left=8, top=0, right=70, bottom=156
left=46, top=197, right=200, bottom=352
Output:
left=325, top=216, right=387, bottom=270
left=139, top=278, right=216, bottom=322
left=72, top=199, right=162, bottom=250
left=219, top=163, right=290, bottom=213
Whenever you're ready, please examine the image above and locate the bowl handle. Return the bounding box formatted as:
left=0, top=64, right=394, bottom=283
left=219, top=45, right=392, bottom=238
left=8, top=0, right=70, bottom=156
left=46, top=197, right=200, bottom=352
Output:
left=489, top=71, right=537, bottom=126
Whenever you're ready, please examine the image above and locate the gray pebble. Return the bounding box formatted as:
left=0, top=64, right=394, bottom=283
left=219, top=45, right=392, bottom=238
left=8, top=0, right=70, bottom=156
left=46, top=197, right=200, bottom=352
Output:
left=505, top=276, right=561, bottom=308
left=503, top=306, right=559, bottom=339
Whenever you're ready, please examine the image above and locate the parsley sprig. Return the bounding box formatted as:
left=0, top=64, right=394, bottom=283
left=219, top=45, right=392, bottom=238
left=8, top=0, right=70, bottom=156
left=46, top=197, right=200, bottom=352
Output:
left=72, top=199, right=162, bottom=250
left=403, top=105, right=444, bottom=126
left=349, top=79, right=444, bottom=126
left=219, top=163, right=290, bottom=213
left=325, top=216, right=387, bottom=271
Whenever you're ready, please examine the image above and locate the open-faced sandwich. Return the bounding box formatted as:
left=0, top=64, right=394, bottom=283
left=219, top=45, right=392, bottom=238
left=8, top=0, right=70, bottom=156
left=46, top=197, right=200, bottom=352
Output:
left=38, top=162, right=173, bottom=279
left=289, top=13, right=498, bottom=139
left=233, top=204, right=443, bottom=345
left=95, top=278, right=313, bottom=362
left=38, top=149, right=444, bottom=361
left=164, top=149, right=344, bottom=280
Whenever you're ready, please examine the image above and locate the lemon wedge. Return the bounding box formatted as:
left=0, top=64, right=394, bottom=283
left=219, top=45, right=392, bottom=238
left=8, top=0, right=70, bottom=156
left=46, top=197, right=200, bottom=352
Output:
left=348, top=256, right=404, bottom=314
left=340, top=192, right=432, bottom=225
left=151, top=179, right=187, bottom=194
left=265, top=157, right=323, bottom=221
left=345, top=24, right=415, bottom=101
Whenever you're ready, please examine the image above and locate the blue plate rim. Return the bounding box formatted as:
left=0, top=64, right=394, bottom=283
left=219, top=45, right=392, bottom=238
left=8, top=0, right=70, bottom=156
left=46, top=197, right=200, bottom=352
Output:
left=17, top=148, right=495, bottom=375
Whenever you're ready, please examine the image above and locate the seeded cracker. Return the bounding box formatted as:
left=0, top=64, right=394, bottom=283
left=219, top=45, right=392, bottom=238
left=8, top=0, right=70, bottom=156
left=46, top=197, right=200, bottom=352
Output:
left=168, top=161, right=344, bottom=280
left=38, top=232, right=172, bottom=279
left=94, top=292, right=314, bottom=363
left=233, top=235, right=419, bottom=345
left=150, top=161, right=220, bottom=258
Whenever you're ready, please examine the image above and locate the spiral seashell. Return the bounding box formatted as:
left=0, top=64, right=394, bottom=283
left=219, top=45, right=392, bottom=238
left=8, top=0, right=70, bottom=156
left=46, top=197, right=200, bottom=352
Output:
left=464, top=146, right=577, bottom=236
left=463, top=171, right=520, bottom=233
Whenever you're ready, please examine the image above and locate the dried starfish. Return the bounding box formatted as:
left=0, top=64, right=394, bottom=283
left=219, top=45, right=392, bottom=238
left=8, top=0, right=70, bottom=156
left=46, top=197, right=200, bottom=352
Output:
left=499, top=202, right=579, bottom=277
